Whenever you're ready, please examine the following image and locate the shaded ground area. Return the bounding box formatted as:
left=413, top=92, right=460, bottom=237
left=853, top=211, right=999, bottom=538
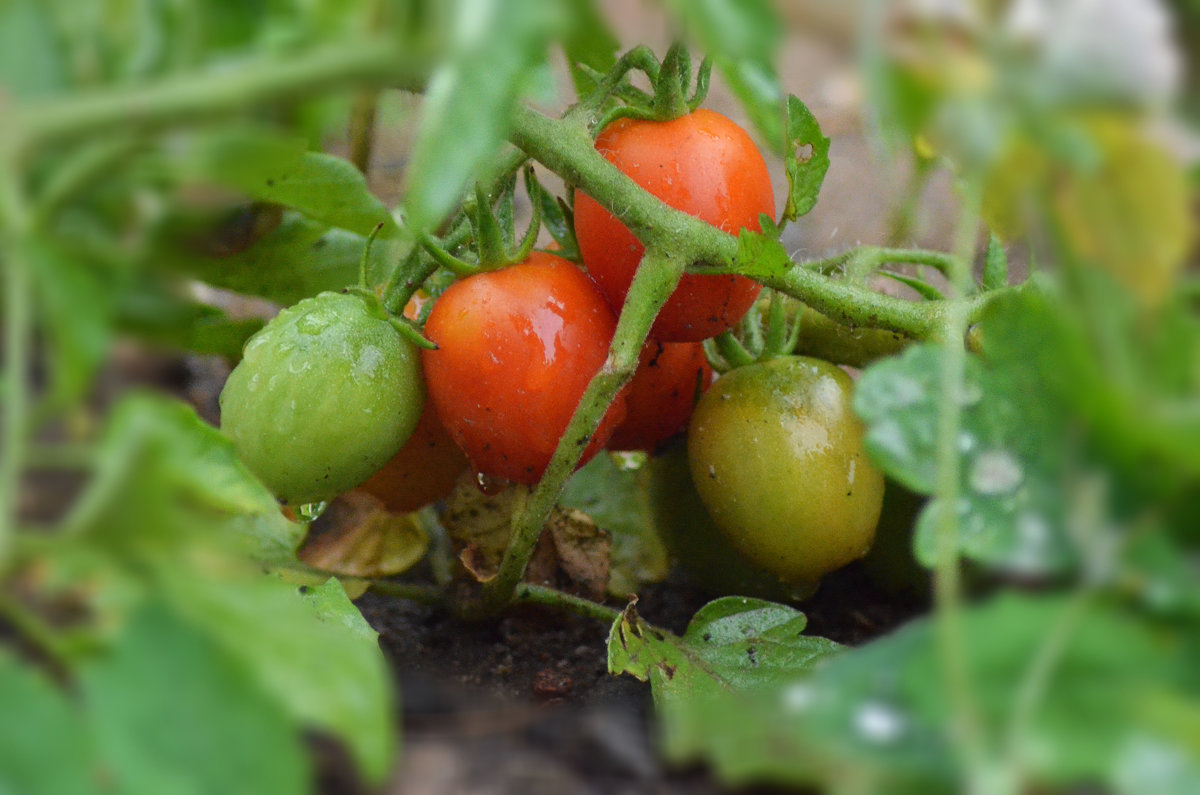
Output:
left=350, top=562, right=926, bottom=795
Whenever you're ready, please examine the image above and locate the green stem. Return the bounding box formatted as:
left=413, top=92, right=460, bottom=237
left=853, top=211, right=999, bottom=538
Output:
left=0, top=589, right=73, bottom=672
left=479, top=248, right=685, bottom=611
left=932, top=182, right=989, bottom=792
left=348, top=89, right=380, bottom=175
left=364, top=578, right=445, bottom=606
left=0, top=165, right=31, bottom=571
left=514, top=584, right=622, bottom=624
left=7, top=39, right=426, bottom=161
left=508, top=104, right=997, bottom=342
left=1002, top=587, right=1093, bottom=788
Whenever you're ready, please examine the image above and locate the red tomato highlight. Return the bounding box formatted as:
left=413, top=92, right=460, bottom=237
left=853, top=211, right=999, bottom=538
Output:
left=422, top=252, right=628, bottom=484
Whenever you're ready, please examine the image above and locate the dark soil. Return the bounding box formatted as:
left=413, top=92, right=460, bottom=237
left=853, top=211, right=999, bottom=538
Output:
left=346, top=562, right=926, bottom=795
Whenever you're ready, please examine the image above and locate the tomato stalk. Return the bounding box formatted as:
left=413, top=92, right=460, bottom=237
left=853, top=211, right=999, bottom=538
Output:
left=508, top=104, right=1011, bottom=342
left=476, top=248, right=686, bottom=613
left=931, top=182, right=992, bottom=792
left=7, top=40, right=427, bottom=162
left=0, top=160, right=32, bottom=572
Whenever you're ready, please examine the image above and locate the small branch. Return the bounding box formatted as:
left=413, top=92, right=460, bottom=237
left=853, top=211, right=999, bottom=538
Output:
left=364, top=578, right=445, bottom=606
left=507, top=104, right=1001, bottom=342
left=348, top=89, right=379, bottom=175
left=0, top=165, right=32, bottom=571
left=514, top=584, right=622, bottom=624
left=7, top=40, right=426, bottom=161
left=0, top=588, right=74, bottom=673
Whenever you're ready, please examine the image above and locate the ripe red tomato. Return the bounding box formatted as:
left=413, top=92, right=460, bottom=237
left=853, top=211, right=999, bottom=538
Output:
left=573, top=108, right=775, bottom=342
left=606, top=339, right=713, bottom=452
left=357, top=401, right=470, bottom=513
left=422, top=252, right=628, bottom=484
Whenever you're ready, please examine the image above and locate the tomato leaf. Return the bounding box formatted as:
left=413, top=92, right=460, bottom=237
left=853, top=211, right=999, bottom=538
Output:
left=28, top=240, right=116, bottom=412
left=775, top=593, right=1200, bottom=792
left=81, top=603, right=310, bottom=795
left=404, top=0, right=561, bottom=231
left=187, top=131, right=400, bottom=238
left=734, top=226, right=793, bottom=280
left=615, top=592, right=1200, bottom=791
left=59, top=395, right=396, bottom=783
left=116, top=278, right=263, bottom=359
left=781, top=96, right=832, bottom=222
left=854, top=340, right=1076, bottom=575
left=0, top=656, right=100, bottom=795
left=608, top=597, right=842, bottom=784
left=0, top=0, right=67, bottom=99
left=160, top=575, right=397, bottom=785
left=560, top=453, right=670, bottom=597
left=982, top=233, right=1008, bottom=291
left=152, top=212, right=401, bottom=305
left=561, top=0, right=620, bottom=97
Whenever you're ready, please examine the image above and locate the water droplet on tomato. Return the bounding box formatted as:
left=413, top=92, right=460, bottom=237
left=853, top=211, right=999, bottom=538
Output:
left=853, top=701, right=906, bottom=744
left=474, top=471, right=506, bottom=496
left=969, top=449, right=1023, bottom=495
left=296, top=501, right=328, bottom=521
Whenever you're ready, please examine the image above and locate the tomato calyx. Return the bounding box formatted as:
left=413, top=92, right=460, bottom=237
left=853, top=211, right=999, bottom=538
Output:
left=702, top=289, right=805, bottom=373
left=584, top=43, right=714, bottom=134
left=417, top=166, right=544, bottom=278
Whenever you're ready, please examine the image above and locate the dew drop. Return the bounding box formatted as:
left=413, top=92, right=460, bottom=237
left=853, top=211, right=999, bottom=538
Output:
left=969, top=449, right=1023, bottom=495
left=782, top=683, right=815, bottom=713
left=475, top=471, right=507, bottom=496
left=853, top=701, right=906, bottom=744
left=296, top=501, right=328, bottom=521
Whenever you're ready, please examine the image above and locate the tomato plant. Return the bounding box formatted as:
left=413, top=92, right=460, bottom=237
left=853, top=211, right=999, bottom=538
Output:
left=687, top=356, right=885, bottom=586
left=421, top=251, right=628, bottom=484
left=219, top=291, right=424, bottom=506
left=606, top=339, right=712, bottom=452
left=573, top=109, right=775, bottom=342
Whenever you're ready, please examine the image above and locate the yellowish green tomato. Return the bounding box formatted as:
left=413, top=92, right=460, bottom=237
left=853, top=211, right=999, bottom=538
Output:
left=220, top=291, right=424, bottom=506
left=687, top=356, right=884, bottom=587
left=645, top=441, right=812, bottom=601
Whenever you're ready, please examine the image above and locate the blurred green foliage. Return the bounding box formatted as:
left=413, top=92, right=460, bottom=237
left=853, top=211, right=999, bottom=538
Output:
left=1, top=0, right=1197, bottom=792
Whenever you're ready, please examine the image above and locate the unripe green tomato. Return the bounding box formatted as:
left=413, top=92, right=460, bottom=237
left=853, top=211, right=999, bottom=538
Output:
left=645, top=441, right=811, bottom=601
left=220, top=291, right=424, bottom=506
left=687, top=356, right=885, bottom=587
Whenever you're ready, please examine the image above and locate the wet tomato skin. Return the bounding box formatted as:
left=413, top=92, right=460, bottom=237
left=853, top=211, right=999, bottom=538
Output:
left=607, top=339, right=713, bottom=453
left=687, top=356, right=885, bottom=586
left=573, top=108, right=774, bottom=342
left=219, top=291, right=424, bottom=506
left=422, top=252, right=628, bottom=484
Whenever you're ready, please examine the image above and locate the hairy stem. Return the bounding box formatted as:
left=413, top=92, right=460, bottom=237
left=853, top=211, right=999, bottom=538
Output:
left=507, top=104, right=999, bottom=341
left=8, top=40, right=426, bottom=161
left=479, top=248, right=685, bottom=610
left=515, top=584, right=622, bottom=623
left=932, top=183, right=990, bottom=792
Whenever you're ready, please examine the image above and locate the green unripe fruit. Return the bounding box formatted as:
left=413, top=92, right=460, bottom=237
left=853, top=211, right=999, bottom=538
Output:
left=687, top=356, right=885, bottom=588
left=220, top=291, right=424, bottom=505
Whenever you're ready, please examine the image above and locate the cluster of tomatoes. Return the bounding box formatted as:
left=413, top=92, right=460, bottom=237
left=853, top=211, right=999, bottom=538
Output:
left=220, top=108, right=884, bottom=591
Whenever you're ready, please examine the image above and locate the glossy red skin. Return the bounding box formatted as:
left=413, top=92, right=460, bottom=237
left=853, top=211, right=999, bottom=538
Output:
left=574, top=109, right=775, bottom=342
left=422, top=252, right=628, bottom=484
left=607, top=339, right=713, bottom=452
